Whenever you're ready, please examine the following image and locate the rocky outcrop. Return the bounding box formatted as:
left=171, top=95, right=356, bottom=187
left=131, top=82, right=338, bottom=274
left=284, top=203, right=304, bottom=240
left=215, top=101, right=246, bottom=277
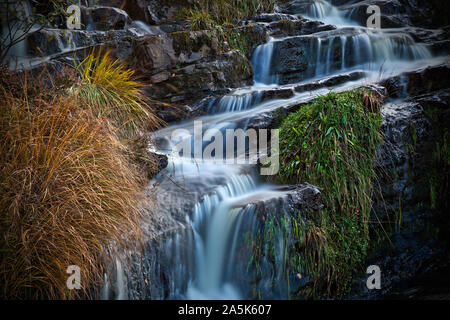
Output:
left=381, top=61, right=450, bottom=99
left=348, top=62, right=450, bottom=299
left=97, top=0, right=197, bottom=25
left=117, top=179, right=324, bottom=299
left=230, top=183, right=323, bottom=299
left=266, top=18, right=335, bottom=37
left=126, top=31, right=253, bottom=103
left=340, top=0, right=450, bottom=29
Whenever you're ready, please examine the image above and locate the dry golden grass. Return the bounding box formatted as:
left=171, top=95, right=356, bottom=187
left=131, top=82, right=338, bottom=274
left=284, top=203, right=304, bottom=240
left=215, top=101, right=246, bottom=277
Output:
left=0, top=58, right=159, bottom=298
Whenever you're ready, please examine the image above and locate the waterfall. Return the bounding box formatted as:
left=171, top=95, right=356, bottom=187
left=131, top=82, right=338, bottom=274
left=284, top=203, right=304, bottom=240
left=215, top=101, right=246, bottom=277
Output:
left=115, top=258, right=127, bottom=300
left=102, top=0, right=443, bottom=300
left=207, top=91, right=263, bottom=113
left=129, top=21, right=164, bottom=36
left=254, top=27, right=432, bottom=85
left=166, top=172, right=261, bottom=299
left=303, top=0, right=356, bottom=26
left=252, top=38, right=277, bottom=85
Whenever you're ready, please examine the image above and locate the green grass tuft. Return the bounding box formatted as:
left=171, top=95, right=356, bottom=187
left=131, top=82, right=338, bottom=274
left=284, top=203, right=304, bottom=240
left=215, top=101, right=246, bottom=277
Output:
left=276, top=89, right=383, bottom=297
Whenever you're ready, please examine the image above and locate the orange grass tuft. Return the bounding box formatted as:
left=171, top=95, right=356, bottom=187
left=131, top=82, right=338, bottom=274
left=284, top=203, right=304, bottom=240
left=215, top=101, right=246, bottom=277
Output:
left=0, top=70, right=146, bottom=299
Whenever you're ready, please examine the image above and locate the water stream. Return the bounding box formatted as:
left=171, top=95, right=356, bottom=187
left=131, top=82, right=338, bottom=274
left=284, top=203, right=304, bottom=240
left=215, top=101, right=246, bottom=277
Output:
left=106, top=0, right=443, bottom=300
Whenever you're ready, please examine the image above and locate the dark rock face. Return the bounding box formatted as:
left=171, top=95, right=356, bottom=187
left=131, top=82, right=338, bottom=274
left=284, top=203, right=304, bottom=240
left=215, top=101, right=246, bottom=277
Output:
left=223, top=182, right=324, bottom=299
left=340, top=0, right=450, bottom=29
left=277, top=0, right=314, bottom=15
left=124, top=31, right=253, bottom=103
left=88, top=6, right=131, bottom=30
left=294, top=70, right=365, bottom=92
left=253, top=13, right=299, bottom=23
left=348, top=63, right=450, bottom=299
left=376, top=101, right=434, bottom=213
left=267, top=19, right=336, bottom=37
left=105, top=0, right=196, bottom=25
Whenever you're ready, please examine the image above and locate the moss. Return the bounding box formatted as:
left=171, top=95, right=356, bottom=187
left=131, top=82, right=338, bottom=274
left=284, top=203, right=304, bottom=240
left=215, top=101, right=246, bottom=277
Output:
left=277, top=19, right=297, bottom=35
left=171, top=30, right=218, bottom=56
left=174, top=1, right=271, bottom=57
left=273, top=89, right=382, bottom=297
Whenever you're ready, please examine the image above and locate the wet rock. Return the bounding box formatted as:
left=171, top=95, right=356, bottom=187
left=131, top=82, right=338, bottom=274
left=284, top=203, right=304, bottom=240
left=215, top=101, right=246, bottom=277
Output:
left=88, top=6, right=131, bottom=31
left=381, top=61, right=450, bottom=99
left=270, top=36, right=310, bottom=84
left=232, top=183, right=323, bottom=217
left=267, top=18, right=336, bottom=37
left=342, top=0, right=450, bottom=29
left=128, top=31, right=253, bottom=102
left=277, top=0, right=314, bottom=15
left=253, top=13, right=299, bottom=23
left=152, top=152, right=169, bottom=172
left=261, top=87, right=295, bottom=101
left=351, top=79, right=450, bottom=299
left=294, top=70, right=365, bottom=92
left=118, top=0, right=198, bottom=25
left=154, top=102, right=194, bottom=123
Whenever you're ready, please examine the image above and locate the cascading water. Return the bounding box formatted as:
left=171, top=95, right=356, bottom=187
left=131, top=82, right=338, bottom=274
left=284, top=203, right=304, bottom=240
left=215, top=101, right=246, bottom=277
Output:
left=250, top=26, right=431, bottom=86
left=303, top=0, right=356, bottom=26
left=252, top=37, right=277, bottom=85
left=206, top=90, right=263, bottom=113
left=103, top=0, right=443, bottom=300
left=309, top=28, right=431, bottom=79
left=185, top=174, right=256, bottom=299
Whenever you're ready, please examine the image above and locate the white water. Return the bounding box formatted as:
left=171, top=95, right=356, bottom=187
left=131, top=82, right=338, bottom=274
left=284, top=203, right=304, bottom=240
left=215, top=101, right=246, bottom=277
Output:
left=252, top=37, right=277, bottom=85
left=252, top=27, right=432, bottom=86
left=185, top=174, right=255, bottom=299
left=154, top=0, right=439, bottom=300
left=103, top=0, right=444, bottom=300
left=129, top=21, right=164, bottom=36
left=207, top=91, right=264, bottom=113
left=303, top=0, right=357, bottom=26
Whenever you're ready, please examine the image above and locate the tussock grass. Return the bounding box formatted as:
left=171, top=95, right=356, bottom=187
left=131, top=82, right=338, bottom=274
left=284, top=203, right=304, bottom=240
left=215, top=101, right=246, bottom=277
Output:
left=0, top=51, right=160, bottom=299
left=76, top=49, right=162, bottom=139
left=179, top=0, right=275, bottom=30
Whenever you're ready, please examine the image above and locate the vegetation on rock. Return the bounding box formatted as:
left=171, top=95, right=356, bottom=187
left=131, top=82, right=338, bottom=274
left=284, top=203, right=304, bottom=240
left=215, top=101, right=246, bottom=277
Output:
left=178, top=0, right=275, bottom=30
left=0, top=50, right=161, bottom=299
left=273, top=90, right=383, bottom=297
